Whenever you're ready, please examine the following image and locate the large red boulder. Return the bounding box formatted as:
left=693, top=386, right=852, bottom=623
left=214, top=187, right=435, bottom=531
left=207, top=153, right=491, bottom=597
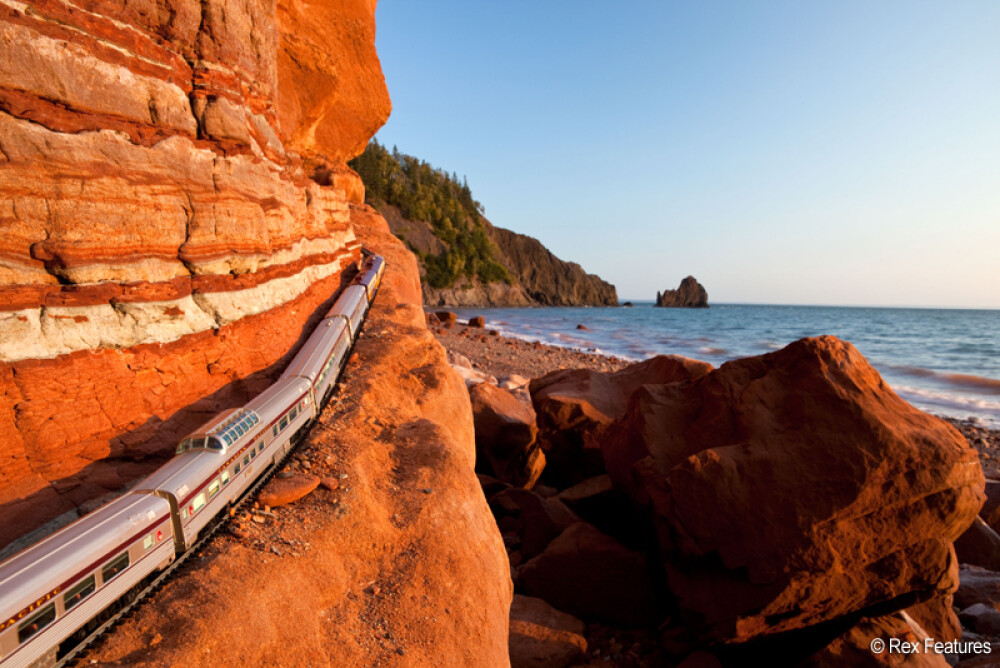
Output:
left=470, top=382, right=545, bottom=488
left=529, top=355, right=711, bottom=487
left=516, top=522, right=659, bottom=627
left=602, top=336, right=984, bottom=644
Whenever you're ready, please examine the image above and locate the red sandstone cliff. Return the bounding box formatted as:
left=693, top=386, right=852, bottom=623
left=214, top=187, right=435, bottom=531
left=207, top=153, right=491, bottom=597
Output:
left=0, top=2, right=514, bottom=663
left=0, top=0, right=393, bottom=547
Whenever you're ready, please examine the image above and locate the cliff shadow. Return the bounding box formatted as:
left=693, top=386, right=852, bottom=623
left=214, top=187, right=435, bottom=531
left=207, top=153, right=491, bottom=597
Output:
left=0, top=267, right=359, bottom=554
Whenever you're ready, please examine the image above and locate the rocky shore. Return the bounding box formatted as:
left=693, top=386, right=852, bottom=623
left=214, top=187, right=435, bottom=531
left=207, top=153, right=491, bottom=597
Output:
left=434, top=319, right=1000, bottom=481
left=433, top=314, right=1000, bottom=668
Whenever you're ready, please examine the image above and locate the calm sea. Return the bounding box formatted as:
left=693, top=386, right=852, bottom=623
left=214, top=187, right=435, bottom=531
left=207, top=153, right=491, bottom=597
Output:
left=444, top=303, right=1000, bottom=427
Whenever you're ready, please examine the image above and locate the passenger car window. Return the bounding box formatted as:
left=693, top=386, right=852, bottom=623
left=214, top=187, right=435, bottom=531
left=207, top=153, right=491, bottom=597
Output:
left=102, top=551, right=130, bottom=583
left=189, top=492, right=206, bottom=516
left=64, top=575, right=96, bottom=611
left=222, top=470, right=231, bottom=485
left=18, top=603, right=56, bottom=644
left=209, top=480, right=221, bottom=498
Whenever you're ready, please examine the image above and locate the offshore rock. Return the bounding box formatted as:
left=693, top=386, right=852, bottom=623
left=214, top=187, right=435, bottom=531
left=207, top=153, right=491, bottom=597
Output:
left=655, top=276, right=709, bottom=307
left=603, top=336, right=983, bottom=644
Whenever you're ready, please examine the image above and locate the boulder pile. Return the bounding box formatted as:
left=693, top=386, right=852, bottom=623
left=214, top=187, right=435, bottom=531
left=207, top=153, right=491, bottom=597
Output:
left=468, top=335, right=986, bottom=666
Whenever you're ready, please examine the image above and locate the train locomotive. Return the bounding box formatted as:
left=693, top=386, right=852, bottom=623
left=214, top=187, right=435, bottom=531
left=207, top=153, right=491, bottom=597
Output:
left=0, top=253, right=386, bottom=668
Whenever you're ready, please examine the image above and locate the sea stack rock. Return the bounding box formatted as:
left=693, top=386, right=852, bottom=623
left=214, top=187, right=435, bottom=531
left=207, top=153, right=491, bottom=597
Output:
left=656, top=276, right=709, bottom=308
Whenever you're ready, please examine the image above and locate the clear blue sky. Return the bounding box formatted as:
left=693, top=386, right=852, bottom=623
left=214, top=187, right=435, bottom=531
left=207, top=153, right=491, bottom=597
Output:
left=372, top=1, right=1000, bottom=307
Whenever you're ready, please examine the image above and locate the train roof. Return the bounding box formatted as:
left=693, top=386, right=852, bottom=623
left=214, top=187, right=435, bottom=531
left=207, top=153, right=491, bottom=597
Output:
left=244, top=376, right=312, bottom=425
left=280, top=318, right=349, bottom=383
left=0, top=493, right=170, bottom=618
left=326, top=284, right=367, bottom=319
left=132, top=449, right=227, bottom=504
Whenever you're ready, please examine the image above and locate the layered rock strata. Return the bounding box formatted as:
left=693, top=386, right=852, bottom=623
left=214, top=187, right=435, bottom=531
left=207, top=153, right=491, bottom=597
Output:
left=0, top=0, right=390, bottom=549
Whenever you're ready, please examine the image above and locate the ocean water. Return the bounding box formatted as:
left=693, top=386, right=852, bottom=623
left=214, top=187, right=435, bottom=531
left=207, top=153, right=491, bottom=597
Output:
left=444, top=303, right=1000, bottom=427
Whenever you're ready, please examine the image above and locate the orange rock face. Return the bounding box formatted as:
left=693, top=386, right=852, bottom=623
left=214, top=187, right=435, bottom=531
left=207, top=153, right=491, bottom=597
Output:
left=276, top=0, right=392, bottom=164
left=0, top=0, right=390, bottom=549
left=602, top=336, right=984, bottom=645
left=87, top=200, right=512, bottom=667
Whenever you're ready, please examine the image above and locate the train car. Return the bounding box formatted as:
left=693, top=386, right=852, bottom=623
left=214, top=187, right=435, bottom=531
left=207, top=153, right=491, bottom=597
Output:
left=133, top=448, right=240, bottom=553
left=0, top=494, right=173, bottom=668
left=0, top=253, right=386, bottom=667
left=242, top=376, right=314, bottom=468
left=353, top=254, right=386, bottom=301
left=329, top=285, right=369, bottom=338
left=280, top=317, right=351, bottom=407
left=136, top=377, right=313, bottom=551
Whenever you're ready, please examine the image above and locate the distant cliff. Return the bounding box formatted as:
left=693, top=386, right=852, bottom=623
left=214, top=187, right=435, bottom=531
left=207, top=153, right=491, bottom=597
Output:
left=351, top=142, right=617, bottom=307
left=656, top=276, right=709, bottom=308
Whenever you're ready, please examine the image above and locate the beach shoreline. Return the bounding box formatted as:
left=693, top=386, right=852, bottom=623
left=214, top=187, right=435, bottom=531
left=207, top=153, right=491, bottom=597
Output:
left=431, top=320, right=1000, bottom=478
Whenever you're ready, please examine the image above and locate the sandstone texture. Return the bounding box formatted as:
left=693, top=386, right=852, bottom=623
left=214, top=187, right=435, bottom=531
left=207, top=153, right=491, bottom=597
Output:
left=603, top=336, right=983, bottom=645
left=87, top=202, right=512, bottom=666
left=516, top=522, right=658, bottom=627
left=0, top=0, right=389, bottom=549
left=655, top=276, right=709, bottom=307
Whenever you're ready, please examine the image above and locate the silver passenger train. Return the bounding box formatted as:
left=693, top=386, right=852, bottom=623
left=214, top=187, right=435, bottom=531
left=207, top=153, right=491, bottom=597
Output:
left=0, top=253, right=386, bottom=667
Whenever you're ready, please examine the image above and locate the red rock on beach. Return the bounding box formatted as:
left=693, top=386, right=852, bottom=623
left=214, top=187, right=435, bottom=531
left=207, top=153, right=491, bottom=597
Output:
left=435, top=310, right=458, bottom=325
left=603, top=336, right=984, bottom=644
left=470, top=382, right=544, bottom=488
left=529, top=354, right=711, bottom=486
left=259, top=473, right=321, bottom=507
